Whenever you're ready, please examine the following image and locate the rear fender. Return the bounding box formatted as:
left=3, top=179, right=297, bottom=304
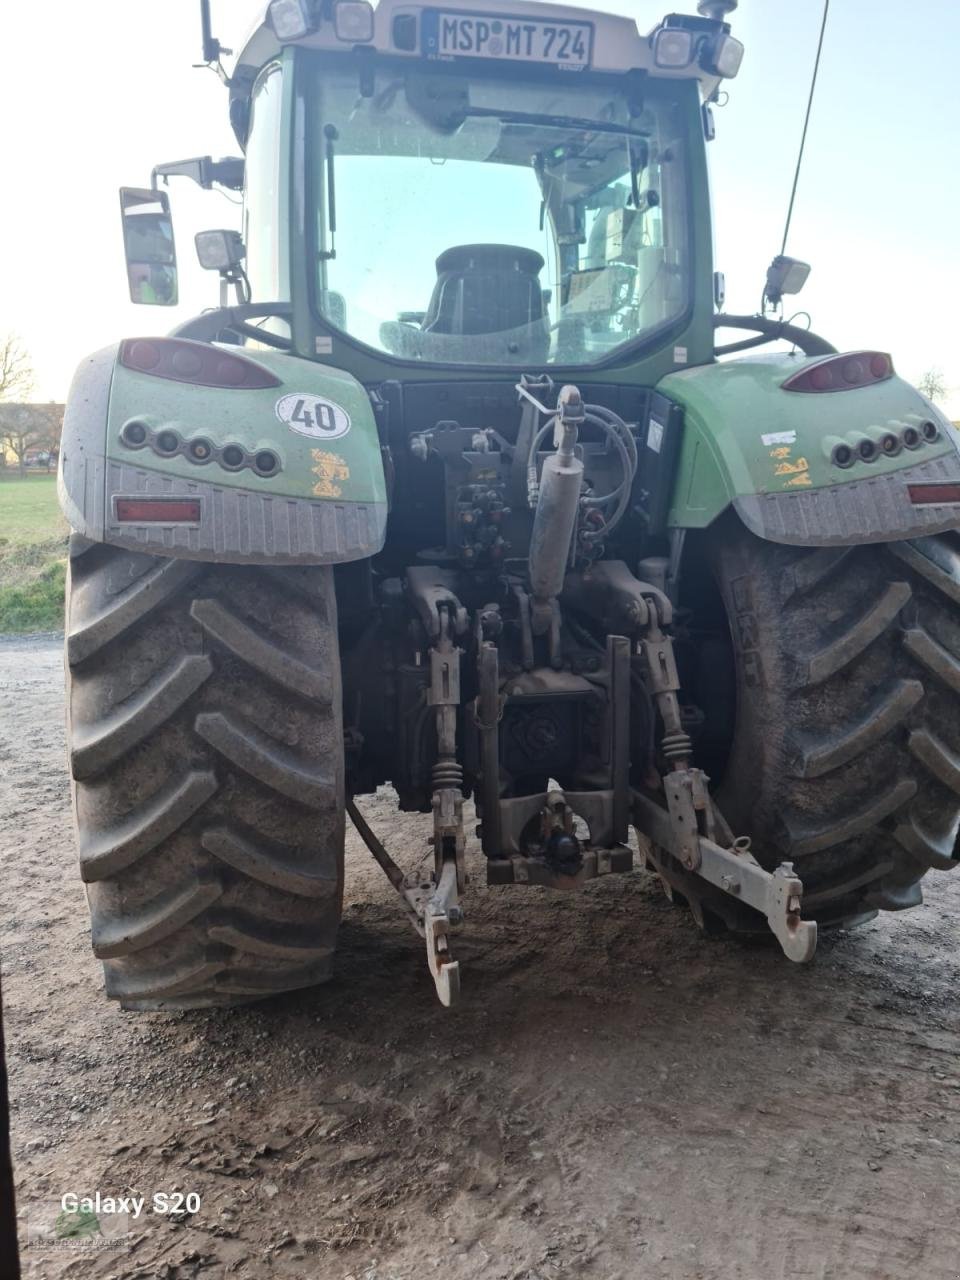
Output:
left=658, top=354, right=960, bottom=545
left=58, top=340, right=387, bottom=564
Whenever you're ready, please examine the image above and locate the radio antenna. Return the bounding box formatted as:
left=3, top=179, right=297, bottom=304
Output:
left=780, top=0, right=831, bottom=256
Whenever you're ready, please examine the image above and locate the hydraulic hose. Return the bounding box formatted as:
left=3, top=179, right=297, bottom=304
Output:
left=578, top=416, right=633, bottom=542
left=526, top=405, right=638, bottom=545
left=714, top=314, right=836, bottom=358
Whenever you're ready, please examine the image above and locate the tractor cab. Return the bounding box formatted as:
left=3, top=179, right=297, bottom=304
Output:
left=216, top=0, right=743, bottom=378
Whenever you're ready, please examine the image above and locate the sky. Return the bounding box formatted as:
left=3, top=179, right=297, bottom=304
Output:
left=1, top=0, right=958, bottom=413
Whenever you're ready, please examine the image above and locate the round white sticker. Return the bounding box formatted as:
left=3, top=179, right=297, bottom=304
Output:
left=275, top=393, right=351, bottom=440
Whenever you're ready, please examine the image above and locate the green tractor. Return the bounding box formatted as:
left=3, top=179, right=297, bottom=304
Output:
left=59, top=0, right=960, bottom=1010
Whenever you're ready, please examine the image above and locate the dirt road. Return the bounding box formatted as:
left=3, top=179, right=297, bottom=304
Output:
left=2, top=633, right=959, bottom=1280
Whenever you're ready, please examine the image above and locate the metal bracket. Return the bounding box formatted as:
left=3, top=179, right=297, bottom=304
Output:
left=405, top=566, right=469, bottom=639
left=698, top=840, right=817, bottom=964
left=487, top=844, right=633, bottom=888
left=663, top=769, right=705, bottom=871
left=631, top=604, right=816, bottom=963
left=398, top=855, right=463, bottom=1006
left=418, top=856, right=461, bottom=1007
left=347, top=798, right=463, bottom=1006
left=633, top=791, right=818, bottom=963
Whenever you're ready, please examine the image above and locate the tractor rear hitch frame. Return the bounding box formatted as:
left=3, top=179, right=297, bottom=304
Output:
left=351, top=559, right=817, bottom=1007
left=632, top=792, right=818, bottom=963
left=632, top=585, right=818, bottom=964
left=348, top=595, right=468, bottom=1008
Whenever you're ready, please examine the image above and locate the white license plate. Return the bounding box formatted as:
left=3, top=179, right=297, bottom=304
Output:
left=422, top=9, right=593, bottom=69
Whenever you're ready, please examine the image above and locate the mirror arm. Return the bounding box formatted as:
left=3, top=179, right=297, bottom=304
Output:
left=152, top=156, right=244, bottom=192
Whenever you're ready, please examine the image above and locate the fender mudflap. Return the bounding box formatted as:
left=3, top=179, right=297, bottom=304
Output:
left=659, top=355, right=960, bottom=549
left=97, top=462, right=388, bottom=564
left=58, top=342, right=388, bottom=565
left=59, top=345, right=117, bottom=541
left=733, top=452, right=960, bottom=547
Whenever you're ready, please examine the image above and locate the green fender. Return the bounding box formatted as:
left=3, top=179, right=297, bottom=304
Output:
left=658, top=354, right=960, bottom=545
left=59, top=340, right=387, bottom=564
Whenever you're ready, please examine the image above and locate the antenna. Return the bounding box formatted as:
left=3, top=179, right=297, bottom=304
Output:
left=697, top=1, right=738, bottom=18
left=780, top=0, right=831, bottom=256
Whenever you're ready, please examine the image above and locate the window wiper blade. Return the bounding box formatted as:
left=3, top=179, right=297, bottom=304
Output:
left=463, top=106, right=650, bottom=139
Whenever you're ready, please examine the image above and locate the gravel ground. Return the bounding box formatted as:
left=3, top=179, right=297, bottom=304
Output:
left=2, top=633, right=960, bottom=1280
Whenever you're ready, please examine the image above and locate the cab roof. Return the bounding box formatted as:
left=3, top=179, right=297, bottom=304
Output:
left=228, top=0, right=733, bottom=131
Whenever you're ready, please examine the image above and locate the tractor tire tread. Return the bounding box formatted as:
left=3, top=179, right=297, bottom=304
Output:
left=66, top=543, right=344, bottom=1010
left=705, top=521, right=960, bottom=930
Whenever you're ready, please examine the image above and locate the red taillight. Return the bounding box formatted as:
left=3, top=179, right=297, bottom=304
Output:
left=907, top=484, right=960, bottom=505
left=782, top=351, right=894, bottom=394
left=115, top=498, right=202, bottom=523
left=118, top=339, right=281, bottom=390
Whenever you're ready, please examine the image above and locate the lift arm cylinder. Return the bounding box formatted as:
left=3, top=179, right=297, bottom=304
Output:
left=529, top=389, right=585, bottom=619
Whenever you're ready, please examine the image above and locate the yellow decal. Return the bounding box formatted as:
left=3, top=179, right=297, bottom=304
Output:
left=769, top=446, right=792, bottom=460
left=785, top=471, right=813, bottom=487
left=311, top=449, right=350, bottom=498
left=774, top=456, right=810, bottom=477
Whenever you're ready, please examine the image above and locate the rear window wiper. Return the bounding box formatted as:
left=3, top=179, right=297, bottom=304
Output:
left=463, top=107, right=650, bottom=139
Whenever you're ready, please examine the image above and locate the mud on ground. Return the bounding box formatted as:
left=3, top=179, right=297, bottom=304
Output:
left=2, top=635, right=959, bottom=1280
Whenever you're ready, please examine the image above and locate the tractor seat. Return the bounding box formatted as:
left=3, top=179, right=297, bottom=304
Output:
left=422, top=244, right=546, bottom=337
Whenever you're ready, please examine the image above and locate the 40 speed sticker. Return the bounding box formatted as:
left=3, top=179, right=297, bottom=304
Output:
left=276, top=392, right=351, bottom=441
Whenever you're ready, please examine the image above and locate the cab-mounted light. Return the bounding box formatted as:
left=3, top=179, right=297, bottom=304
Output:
left=268, top=0, right=314, bottom=41
left=765, top=255, right=811, bottom=305
left=702, top=32, right=744, bottom=78
left=195, top=229, right=244, bottom=272
left=652, top=27, right=695, bottom=68
left=334, top=0, right=374, bottom=42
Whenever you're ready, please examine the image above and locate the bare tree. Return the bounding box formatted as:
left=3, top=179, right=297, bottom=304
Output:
left=0, top=333, right=35, bottom=402
left=0, top=404, right=62, bottom=478
left=0, top=335, right=38, bottom=477
left=916, top=367, right=947, bottom=403
left=37, top=403, right=64, bottom=471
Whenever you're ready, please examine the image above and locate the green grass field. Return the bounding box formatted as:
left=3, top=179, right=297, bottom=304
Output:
left=0, top=475, right=69, bottom=632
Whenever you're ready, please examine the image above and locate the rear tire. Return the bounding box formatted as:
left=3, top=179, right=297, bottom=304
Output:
left=700, top=520, right=960, bottom=930
left=65, top=538, right=345, bottom=1010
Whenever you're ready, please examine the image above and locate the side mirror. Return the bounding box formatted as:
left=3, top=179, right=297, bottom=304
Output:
left=119, top=187, right=179, bottom=306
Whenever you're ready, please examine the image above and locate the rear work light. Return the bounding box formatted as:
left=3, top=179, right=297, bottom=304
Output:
left=268, top=0, right=314, bottom=40
left=702, top=32, right=744, bottom=78
left=782, top=352, right=894, bottom=394
left=908, top=484, right=960, bottom=505
left=119, top=339, right=281, bottom=390
left=115, top=498, right=202, bottom=523
left=334, top=0, right=374, bottom=42
left=652, top=27, right=694, bottom=68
